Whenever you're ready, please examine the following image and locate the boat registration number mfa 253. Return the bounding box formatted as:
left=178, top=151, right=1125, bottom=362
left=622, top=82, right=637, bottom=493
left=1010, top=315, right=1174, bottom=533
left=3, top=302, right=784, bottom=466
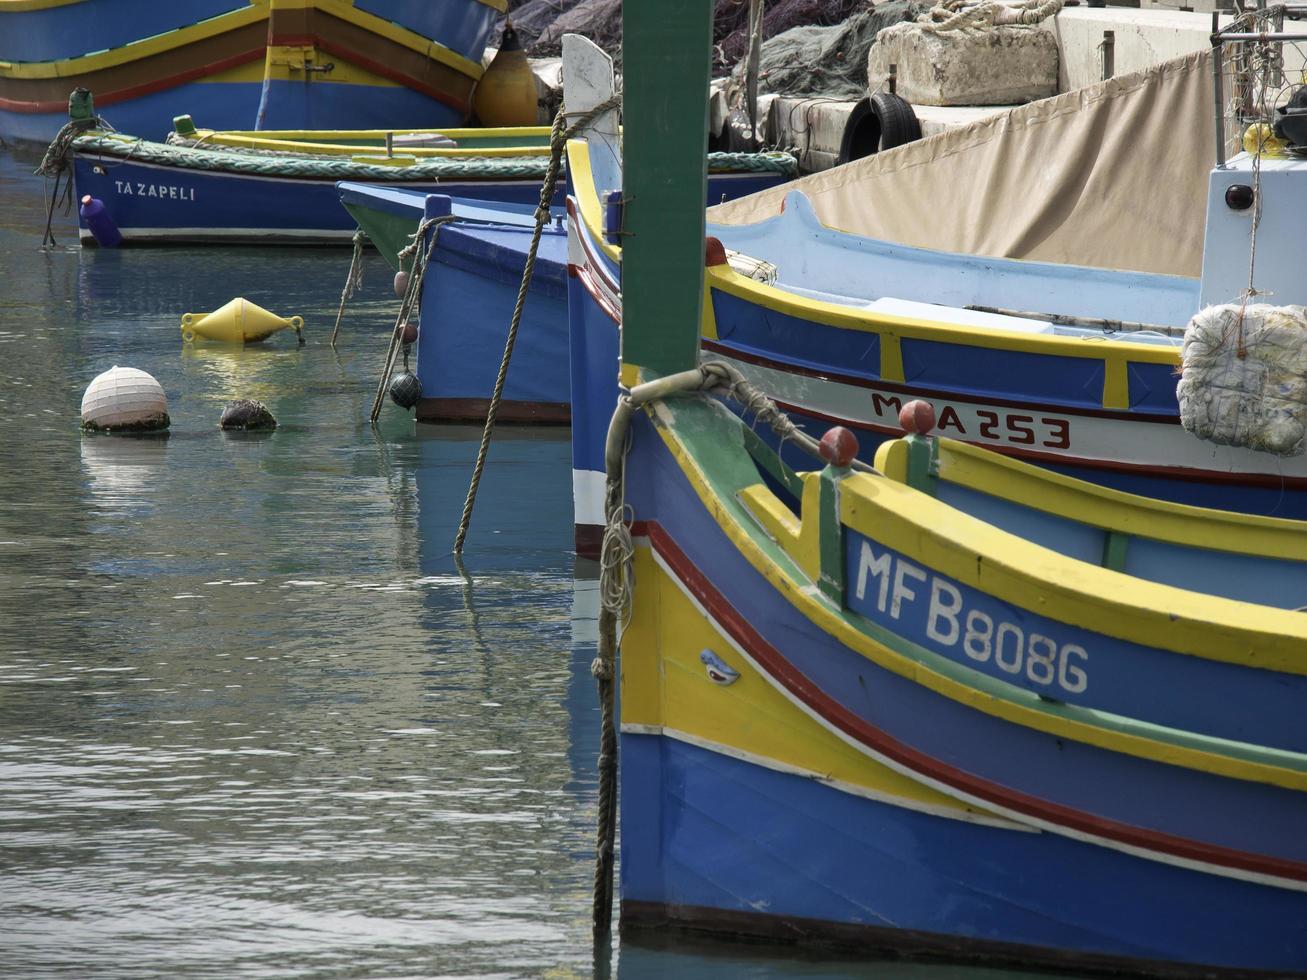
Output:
left=113, top=180, right=196, bottom=201
left=848, top=536, right=1090, bottom=696
left=868, top=391, right=1071, bottom=451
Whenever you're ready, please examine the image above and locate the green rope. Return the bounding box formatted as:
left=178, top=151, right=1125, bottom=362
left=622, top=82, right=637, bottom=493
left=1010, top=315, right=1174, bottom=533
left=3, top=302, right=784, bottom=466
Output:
left=72, top=132, right=798, bottom=181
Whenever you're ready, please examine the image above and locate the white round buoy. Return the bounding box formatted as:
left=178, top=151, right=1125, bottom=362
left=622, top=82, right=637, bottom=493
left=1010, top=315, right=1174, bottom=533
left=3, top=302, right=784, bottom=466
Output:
left=80, top=366, right=170, bottom=433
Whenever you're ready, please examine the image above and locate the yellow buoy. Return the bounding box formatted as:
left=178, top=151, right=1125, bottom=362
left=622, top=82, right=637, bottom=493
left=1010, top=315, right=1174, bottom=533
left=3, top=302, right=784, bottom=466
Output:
left=181, top=298, right=304, bottom=345
left=473, top=23, right=539, bottom=128
left=1243, top=121, right=1289, bottom=157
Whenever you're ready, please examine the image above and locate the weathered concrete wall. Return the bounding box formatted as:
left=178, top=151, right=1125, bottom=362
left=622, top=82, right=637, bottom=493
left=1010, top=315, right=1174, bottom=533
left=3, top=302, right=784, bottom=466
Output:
left=1052, top=7, right=1217, bottom=91
left=868, top=22, right=1059, bottom=106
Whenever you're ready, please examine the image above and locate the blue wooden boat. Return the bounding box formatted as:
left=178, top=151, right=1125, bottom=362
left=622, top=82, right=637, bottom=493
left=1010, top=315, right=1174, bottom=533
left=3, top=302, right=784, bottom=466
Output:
left=334, top=151, right=794, bottom=422
left=565, top=41, right=1307, bottom=556
left=68, top=116, right=794, bottom=245
left=70, top=125, right=555, bottom=245
left=340, top=184, right=572, bottom=422
left=0, top=0, right=502, bottom=144
left=597, top=9, right=1307, bottom=972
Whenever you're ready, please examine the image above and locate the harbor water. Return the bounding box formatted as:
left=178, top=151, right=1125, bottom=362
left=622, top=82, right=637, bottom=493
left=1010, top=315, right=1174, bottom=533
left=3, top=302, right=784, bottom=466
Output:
left=0, top=143, right=1067, bottom=979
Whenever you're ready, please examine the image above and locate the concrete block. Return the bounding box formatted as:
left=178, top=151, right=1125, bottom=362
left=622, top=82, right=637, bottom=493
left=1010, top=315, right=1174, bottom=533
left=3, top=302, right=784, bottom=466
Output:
left=868, top=22, right=1059, bottom=106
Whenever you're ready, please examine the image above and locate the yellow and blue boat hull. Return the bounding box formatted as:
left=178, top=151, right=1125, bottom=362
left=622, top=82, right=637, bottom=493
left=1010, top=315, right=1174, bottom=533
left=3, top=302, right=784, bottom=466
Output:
left=615, top=393, right=1307, bottom=974
left=0, top=0, right=503, bottom=143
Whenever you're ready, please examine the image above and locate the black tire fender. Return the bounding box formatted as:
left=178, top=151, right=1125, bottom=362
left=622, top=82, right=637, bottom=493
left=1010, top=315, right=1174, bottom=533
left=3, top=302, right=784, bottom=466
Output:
left=837, top=91, right=922, bottom=165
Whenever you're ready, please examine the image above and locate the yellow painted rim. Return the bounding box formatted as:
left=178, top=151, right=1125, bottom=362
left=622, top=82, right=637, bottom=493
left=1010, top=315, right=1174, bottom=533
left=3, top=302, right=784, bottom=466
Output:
left=0, top=5, right=265, bottom=76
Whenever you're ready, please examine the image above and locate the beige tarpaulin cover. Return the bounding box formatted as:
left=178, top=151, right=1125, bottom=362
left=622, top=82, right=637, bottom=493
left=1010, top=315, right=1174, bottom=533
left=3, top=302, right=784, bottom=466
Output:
left=708, top=49, right=1217, bottom=277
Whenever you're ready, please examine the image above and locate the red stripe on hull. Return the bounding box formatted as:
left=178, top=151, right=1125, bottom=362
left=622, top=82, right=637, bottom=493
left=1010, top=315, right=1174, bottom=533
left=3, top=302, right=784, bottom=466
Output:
left=270, top=35, right=471, bottom=114
left=416, top=396, right=569, bottom=425
left=635, top=519, right=1307, bottom=886
left=0, top=48, right=265, bottom=113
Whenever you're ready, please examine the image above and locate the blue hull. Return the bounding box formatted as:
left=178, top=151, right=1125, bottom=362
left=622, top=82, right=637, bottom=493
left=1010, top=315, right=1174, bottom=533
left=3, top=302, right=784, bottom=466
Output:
left=2, top=82, right=265, bottom=146
left=621, top=732, right=1307, bottom=975
left=0, top=0, right=244, bottom=62
left=416, top=218, right=571, bottom=422
left=252, top=80, right=465, bottom=133
left=73, top=154, right=550, bottom=243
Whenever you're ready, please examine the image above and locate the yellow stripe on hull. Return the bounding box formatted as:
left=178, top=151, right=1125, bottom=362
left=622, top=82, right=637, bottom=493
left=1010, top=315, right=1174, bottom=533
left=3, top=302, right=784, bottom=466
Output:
left=622, top=540, right=1017, bottom=825
left=0, top=5, right=266, bottom=76
left=192, top=126, right=552, bottom=158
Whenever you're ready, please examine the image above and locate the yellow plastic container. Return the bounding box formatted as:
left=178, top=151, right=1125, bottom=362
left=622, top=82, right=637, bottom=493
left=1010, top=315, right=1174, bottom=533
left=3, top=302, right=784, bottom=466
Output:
left=181, top=298, right=304, bottom=344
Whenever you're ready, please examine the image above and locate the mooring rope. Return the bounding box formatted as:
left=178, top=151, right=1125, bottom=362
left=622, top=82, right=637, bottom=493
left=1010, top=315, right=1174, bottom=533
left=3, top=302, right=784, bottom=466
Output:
left=920, top=0, right=1063, bottom=32
left=589, top=360, right=876, bottom=936
left=450, top=93, right=622, bottom=555
left=330, top=229, right=369, bottom=348
left=70, top=131, right=797, bottom=181
left=34, top=115, right=99, bottom=248
left=368, top=214, right=458, bottom=423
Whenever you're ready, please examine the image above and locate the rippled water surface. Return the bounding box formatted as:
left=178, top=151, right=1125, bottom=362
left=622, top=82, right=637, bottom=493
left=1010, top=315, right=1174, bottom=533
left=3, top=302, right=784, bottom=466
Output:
left=0, top=144, right=1063, bottom=979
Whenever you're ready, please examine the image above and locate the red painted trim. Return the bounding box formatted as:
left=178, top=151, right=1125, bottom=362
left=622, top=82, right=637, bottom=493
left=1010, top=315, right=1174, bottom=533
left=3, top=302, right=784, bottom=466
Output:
left=416, top=396, right=569, bottom=425
left=567, top=196, right=621, bottom=292
left=0, top=48, right=265, bottom=113
left=702, top=338, right=1177, bottom=425
left=574, top=262, right=621, bottom=325
left=635, top=519, right=1307, bottom=885
left=575, top=523, right=603, bottom=561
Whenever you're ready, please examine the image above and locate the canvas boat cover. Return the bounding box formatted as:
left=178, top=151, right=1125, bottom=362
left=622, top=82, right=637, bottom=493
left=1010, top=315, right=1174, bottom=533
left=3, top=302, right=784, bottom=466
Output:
left=708, top=49, right=1220, bottom=277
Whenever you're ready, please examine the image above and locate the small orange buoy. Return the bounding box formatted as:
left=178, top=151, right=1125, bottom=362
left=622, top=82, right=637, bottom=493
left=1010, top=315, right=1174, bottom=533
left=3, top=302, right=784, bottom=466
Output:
left=473, top=22, right=539, bottom=127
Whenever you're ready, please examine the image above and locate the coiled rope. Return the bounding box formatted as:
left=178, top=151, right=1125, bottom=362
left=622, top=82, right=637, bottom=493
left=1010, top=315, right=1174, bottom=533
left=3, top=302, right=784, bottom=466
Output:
left=34, top=114, right=101, bottom=248
left=450, top=93, right=622, bottom=555
left=70, top=131, right=798, bottom=181
left=920, top=0, right=1063, bottom=32
left=589, top=360, right=876, bottom=937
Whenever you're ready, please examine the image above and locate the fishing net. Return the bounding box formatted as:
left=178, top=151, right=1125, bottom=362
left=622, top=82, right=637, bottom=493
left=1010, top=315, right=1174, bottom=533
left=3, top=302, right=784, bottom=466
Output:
left=739, top=1, right=928, bottom=99
left=502, top=0, right=876, bottom=76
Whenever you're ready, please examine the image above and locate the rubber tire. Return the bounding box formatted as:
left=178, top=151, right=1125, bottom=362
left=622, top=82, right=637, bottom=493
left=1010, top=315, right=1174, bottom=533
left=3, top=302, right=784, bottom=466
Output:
left=836, top=92, right=921, bottom=166
left=871, top=91, right=922, bottom=151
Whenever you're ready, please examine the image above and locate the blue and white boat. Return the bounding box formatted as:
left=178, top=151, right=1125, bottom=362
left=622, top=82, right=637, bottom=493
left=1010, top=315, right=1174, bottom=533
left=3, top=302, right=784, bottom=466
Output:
left=71, top=126, right=557, bottom=245
left=335, top=153, right=794, bottom=422
left=565, top=38, right=1307, bottom=555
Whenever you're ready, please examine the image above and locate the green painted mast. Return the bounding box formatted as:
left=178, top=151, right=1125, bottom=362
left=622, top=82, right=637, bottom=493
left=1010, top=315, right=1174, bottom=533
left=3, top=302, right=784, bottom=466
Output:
left=620, top=0, right=713, bottom=378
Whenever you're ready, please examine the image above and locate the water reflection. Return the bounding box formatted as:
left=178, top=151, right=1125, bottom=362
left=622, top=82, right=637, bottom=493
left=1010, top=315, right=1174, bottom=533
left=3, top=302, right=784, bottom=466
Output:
left=80, top=434, right=170, bottom=516
left=1, top=142, right=1082, bottom=979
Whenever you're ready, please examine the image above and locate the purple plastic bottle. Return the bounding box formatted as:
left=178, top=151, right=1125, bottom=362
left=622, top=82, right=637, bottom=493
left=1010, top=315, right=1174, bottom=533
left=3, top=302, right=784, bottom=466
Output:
left=79, top=195, right=122, bottom=248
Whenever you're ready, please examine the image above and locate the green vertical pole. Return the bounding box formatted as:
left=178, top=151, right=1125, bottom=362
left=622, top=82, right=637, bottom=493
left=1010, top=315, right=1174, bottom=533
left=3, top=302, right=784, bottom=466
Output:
left=620, top=0, right=712, bottom=378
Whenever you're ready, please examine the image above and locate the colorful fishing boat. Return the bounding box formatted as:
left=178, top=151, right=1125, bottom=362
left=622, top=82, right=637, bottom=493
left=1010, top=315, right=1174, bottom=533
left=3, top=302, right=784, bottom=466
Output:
left=595, top=7, right=1307, bottom=972
left=334, top=143, right=794, bottom=423
left=565, top=37, right=1307, bottom=557
left=66, top=106, right=794, bottom=246
left=67, top=122, right=556, bottom=245
left=0, top=0, right=503, bottom=144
